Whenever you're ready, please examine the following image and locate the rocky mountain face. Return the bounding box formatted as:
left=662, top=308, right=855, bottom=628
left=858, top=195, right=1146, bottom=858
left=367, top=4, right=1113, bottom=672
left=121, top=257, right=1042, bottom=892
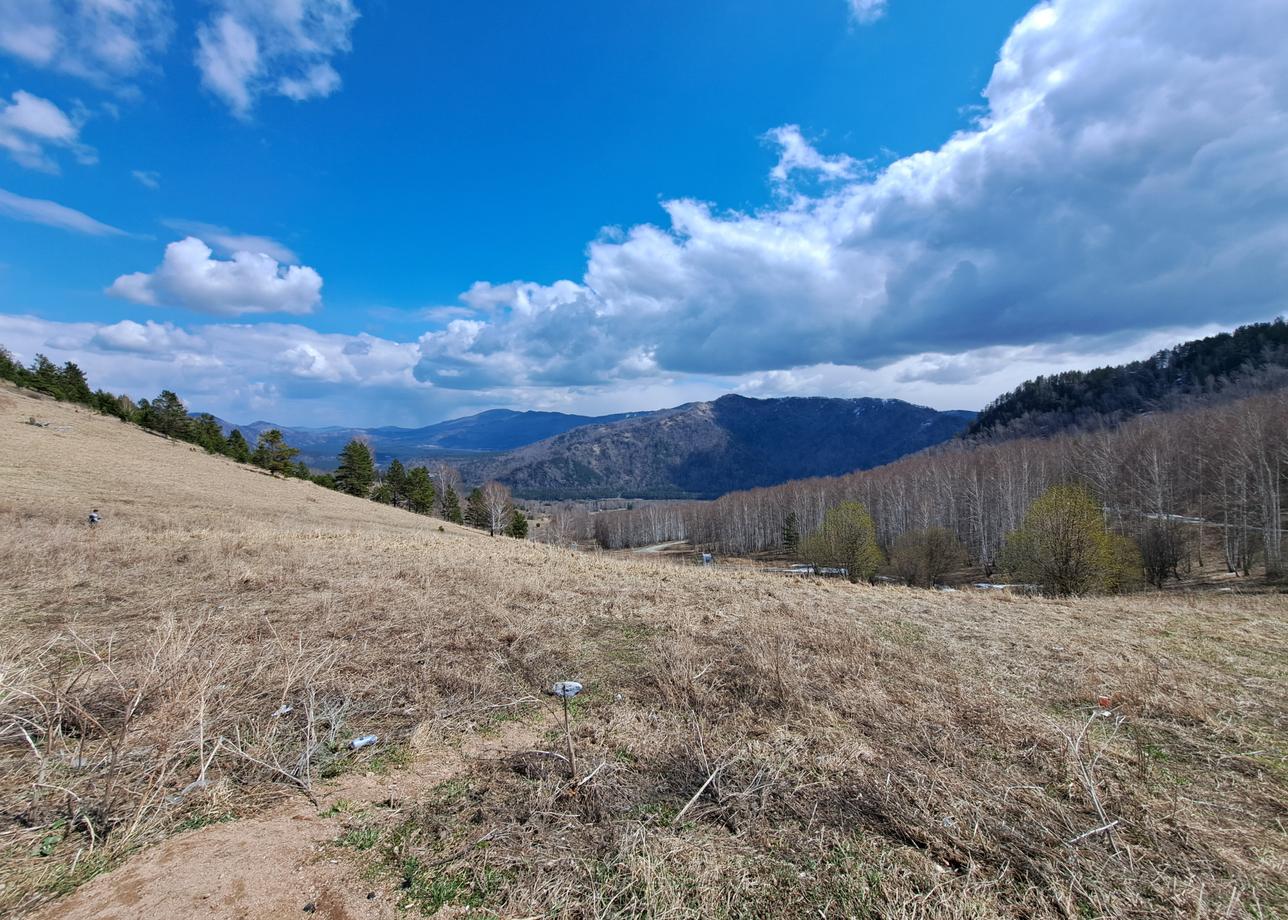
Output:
left=456, top=395, right=975, bottom=499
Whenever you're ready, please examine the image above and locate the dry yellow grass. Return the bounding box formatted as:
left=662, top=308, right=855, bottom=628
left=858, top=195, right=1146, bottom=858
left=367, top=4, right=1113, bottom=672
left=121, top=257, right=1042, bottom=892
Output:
left=1, top=382, right=1286, bottom=918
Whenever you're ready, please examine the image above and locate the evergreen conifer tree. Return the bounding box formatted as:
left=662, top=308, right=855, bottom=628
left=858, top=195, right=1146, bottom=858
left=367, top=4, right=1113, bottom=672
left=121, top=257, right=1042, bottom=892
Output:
left=406, top=466, right=436, bottom=514
left=251, top=429, right=300, bottom=475
left=442, top=485, right=463, bottom=523
left=29, top=355, right=62, bottom=397
left=191, top=413, right=227, bottom=454
left=150, top=390, right=191, bottom=438
left=0, top=345, right=20, bottom=384
left=335, top=439, right=376, bottom=497
left=506, top=509, right=529, bottom=539
left=781, top=512, right=800, bottom=553
left=225, top=429, right=252, bottom=462
left=385, top=459, right=408, bottom=508
left=59, top=362, right=92, bottom=404
left=465, top=487, right=489, bottom=529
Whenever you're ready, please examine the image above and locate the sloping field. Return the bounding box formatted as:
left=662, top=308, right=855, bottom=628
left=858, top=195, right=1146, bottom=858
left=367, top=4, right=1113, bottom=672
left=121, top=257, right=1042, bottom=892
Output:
left=1, top=383, right=1286, bottom=918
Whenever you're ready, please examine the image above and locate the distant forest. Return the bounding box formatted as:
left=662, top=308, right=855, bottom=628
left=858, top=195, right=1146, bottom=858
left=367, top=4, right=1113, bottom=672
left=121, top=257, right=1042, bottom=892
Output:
left=966, top=318, right=1288, bottom=439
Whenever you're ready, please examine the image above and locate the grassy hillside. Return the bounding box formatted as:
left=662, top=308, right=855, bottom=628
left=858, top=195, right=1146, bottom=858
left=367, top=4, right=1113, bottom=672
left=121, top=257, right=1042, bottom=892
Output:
left=1, top=383, right=1285, bottom=919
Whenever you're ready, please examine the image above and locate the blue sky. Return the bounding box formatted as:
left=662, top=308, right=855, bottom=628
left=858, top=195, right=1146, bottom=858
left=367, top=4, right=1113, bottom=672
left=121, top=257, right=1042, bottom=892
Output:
left=1, top=0, right=1285, bottom=425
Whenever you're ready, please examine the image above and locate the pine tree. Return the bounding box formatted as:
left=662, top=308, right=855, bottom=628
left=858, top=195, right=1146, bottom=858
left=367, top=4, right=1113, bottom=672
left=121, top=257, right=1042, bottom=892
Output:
left=406, top=466, right=436, bottom=514
left=781, top=512, right=800, bottom=554
left=385, top=459, right=408, bottom=508
left=133, top=398, right=155, bottom=429
left=29, top=355, right=62, bottom=398
left=442, top=485, right=463, bottom=524
left=465, top=487, right=489, bottom=529
left=251, top=429, right=300, bottom=475
left=191, top=413, right=227, bottom=454
left=92, top=389, right=133, bottom=419
left=335, top=439, right=376, bottom=497
left=149, top=390, right=191, bottom=438
left=225, top=429, right=252, bottom=462
left=0, top=345, right=20, bottom=384
left=506, top=509, right=529, bottom=539
left=59, top=362, right=92, bottom=404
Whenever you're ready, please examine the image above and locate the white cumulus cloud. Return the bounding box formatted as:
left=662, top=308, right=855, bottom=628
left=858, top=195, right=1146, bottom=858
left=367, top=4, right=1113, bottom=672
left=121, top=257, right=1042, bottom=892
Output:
left=107, top=237, right=323, bottom=316
left=195, top=0, right=359, bottom=118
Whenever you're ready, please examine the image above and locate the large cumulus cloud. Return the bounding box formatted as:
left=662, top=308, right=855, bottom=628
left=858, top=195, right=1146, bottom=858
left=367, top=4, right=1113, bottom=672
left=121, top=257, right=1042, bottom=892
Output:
left=412, top=0, right=1288, bottom=391
left=108, top=237, right=324, bottom=316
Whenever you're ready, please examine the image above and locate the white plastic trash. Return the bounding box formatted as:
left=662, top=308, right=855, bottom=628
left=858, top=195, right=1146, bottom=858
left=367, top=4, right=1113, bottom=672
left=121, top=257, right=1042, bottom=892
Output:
left=349, top=734, right=378, bottom=750
left=552, top=681, right=583, bottom=698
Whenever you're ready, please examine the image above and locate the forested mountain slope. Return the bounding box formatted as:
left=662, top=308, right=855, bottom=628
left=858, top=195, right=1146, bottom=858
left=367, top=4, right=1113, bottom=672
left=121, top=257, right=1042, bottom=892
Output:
left=457, top=394, right=975, bottom=499
left=966, top=318, right=1288, bottom=439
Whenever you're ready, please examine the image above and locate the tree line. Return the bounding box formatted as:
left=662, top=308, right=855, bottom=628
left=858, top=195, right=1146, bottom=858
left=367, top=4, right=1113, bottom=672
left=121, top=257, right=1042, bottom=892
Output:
left=1, top=343, right=529, bottom=539
left=1, top=345, right=309, bottom=478
left=329, top=438, right=529, bottom=537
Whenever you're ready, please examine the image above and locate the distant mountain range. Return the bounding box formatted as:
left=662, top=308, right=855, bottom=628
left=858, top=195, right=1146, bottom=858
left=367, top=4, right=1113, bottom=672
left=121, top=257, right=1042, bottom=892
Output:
left=215, top=395, right=975, bottom=499
left=456, top=395, right=974, bottom=499
left=213, top=408, right=642, bottom=469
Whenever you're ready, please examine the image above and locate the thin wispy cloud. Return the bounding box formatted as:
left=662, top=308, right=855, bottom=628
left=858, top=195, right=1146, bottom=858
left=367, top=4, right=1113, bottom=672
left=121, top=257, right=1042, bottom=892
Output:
left=195, top=0, right=360, bottom=118
left=0, top=90, right=95, bottom=172
left=0, top=188, right=126, bottom=236
left=162, top=220, right=298, bottom=263
left=847, top=0, right=889, bottom=25
left=0, top=0, right=173, bottom=84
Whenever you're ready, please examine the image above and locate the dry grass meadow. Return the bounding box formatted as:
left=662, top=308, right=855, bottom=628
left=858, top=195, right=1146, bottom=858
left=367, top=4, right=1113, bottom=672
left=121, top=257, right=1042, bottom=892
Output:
left=1, top=382, right=1286, bottom=919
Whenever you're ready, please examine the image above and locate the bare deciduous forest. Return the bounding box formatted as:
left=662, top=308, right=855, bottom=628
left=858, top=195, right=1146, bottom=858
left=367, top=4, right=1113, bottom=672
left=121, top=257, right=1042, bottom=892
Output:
left=553, top=387, right=1288, bottom=584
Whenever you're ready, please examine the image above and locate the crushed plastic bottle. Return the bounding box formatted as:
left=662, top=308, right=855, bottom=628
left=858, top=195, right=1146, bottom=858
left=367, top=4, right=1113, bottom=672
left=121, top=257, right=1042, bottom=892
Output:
left=349, top=734, right=378, bottom=750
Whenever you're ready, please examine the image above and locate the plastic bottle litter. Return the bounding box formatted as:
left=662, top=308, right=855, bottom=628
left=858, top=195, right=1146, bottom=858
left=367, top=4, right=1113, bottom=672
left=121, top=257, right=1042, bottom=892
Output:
left=552, top=681, right=583, bottom=698
left=273, top=704, right=293, bottom=717
left=349, top=734, right=378, bottom=750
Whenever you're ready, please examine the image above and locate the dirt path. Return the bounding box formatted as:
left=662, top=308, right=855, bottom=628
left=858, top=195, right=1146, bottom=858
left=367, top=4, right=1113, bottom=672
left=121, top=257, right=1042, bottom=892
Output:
left=29, top=718, right=548, bottom=920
